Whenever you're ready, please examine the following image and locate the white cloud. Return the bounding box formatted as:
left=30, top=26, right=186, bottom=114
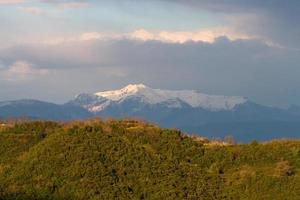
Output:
left=130, top=29, right=155, bottom=41
left=129, top=28, right=253, bottom=43
left=80, top=32, right=102, bottom=41
left=19, top=7, right=44, bottom=15
left=0, top=61, right=49, bottom=81
left=0, top=0, right=25, bottom=4
left=58, top=2, right=89, bottom=10
left=39, top=28, right=255, bottom=46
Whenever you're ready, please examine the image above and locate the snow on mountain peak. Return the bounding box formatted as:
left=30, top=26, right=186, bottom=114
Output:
left=95, top=83, right=148, bottom=101
left=91, top=84, right=248, bottom=112
left=125, top=83, right=148, bottom=90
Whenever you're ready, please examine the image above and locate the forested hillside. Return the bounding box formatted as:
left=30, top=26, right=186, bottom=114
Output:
left=0, top=120, right=299, bottom=200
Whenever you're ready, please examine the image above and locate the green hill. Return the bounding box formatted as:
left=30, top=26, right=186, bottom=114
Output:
left=0, top=120, right=299, bottom=200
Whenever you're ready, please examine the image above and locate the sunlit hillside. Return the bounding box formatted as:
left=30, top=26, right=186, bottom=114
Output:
left=0, top=120, right=299, bottom=200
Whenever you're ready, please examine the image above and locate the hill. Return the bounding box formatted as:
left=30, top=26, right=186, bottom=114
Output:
left=0, top=120, right=300, bottom=199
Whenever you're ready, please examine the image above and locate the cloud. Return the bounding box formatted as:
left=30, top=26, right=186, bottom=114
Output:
left=19, top=7, right=44, bottom=15
left=1, top=35, right=299, bottom=105
left=80, top=32, right=102, bottom=41
left=0, top=61, right=49, bottom=81
left=0, top=60, right=5, bottom=69
left=0, top=0, right=299, bottom=104
left=0, top=0, right=25, bottom=5
left=156, top=0, right=300, bottom=49
left=40, top=0, right=90, bottom=9
left=129, top=28, right=252, bottom=43
left=2, top=0, right=298, bottom=50
left=58, top=2, right=89, bottom=9
left=39, top=28, right=255, bottom=46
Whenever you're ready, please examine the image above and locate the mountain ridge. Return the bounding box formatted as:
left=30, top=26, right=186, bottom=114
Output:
left=79, top=83, right=248, bottom=112
left=1, top=84, right=300, bottom=142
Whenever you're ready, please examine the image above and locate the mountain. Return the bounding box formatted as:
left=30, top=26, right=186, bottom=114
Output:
left=1, top=84, right=300, bottom=142
left=69, top=84, right=248, bottom=112
left=0, top=99, right=92, bottom=120
left=287, top=104, right=300, bottom=116
left=69, top=84, right=300, bottom=142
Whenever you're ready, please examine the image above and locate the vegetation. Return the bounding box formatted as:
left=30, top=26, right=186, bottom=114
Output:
left=0, top=119, right=299, bottom=200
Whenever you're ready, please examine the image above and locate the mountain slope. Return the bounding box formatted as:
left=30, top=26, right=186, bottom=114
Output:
left=0, top=99, right=92, bottom=120
left=0, top=120, right=300, bottom=200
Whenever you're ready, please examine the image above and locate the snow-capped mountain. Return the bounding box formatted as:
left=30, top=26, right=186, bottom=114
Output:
left=67, top=84, right=300, bottom=142
left=71, top=84, right=248, bottom=113
left=1, top=84, right=300, bottom=142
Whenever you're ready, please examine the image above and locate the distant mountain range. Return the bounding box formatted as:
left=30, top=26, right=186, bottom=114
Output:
left=1, top=84, right=300, bottom=142
left=0, top=100, right=91, bottom=120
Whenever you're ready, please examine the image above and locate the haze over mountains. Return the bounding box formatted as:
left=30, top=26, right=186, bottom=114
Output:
left=1, top=84, right=300, bottom=142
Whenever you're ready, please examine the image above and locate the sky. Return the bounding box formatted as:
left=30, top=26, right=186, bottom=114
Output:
left=0, top=0, right=299, bottom=107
